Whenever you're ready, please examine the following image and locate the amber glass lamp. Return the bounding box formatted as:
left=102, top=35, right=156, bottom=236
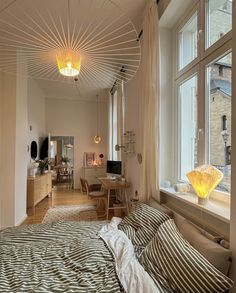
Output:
left=186, top=165, right=223, bottom=205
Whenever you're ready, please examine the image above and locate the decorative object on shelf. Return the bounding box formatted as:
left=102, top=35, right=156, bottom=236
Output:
left=160, top=180, right=171, bottom=188
left=94, top=95, right=102, bottom=144
left=84, top=152, right=95, bottom=167
left=99, top=153, right=104, bottom=166
left=187, top=165, right=223, bottom=205
left=0, top=0, right=141, bottom=87
left=35, top=158, right=51, bottom=175
left=28, top=161, right=39, bottom=177
left=174, top=183, right=190, bottom=193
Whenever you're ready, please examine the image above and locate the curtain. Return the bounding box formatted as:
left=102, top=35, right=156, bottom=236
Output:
left=108, top=92, right=113, bottom=160
left=108, top=81, right=125, bottom=162
left=140, top=1, right=160, bottom=202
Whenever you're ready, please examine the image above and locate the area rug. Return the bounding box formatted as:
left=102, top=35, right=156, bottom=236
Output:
left=42, top=205, right=98, bottom=223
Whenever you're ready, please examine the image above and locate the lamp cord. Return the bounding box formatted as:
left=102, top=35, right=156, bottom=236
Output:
left=67, top=0, right=71, bottom=47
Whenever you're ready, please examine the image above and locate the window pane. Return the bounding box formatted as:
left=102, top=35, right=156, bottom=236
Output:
left=207, top=52, right=232, bottom=193
left=206, top=0, right=232, bottom=48
left=179, top=12, right=198, bottom=70
left=179, top=75, right=198, bottom=181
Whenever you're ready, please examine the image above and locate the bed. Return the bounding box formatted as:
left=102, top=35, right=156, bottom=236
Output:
left=0, top=202, right=234, bottom=293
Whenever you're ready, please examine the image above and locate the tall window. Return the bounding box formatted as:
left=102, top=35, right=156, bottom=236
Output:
left=108, top=82, right=125, bottom=161
left=179, top=74, right=198, bottom=180
left=207, top=52, right=232, bottom=193
left=176, top=0, right=232, bottom=194
left=178, top=12, right=198, bottom=70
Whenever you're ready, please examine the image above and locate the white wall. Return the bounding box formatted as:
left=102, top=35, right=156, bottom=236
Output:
left=28, top=79, right=46, bottom=162
left=14, top=61, right=28, bottom=225
left=0, top=72, right=17, bottom=228
left=124, top=63, right=143, bottom=199
left=45, top=97, right=108, bottom=189
left=0, top=61, right=29, bottom=228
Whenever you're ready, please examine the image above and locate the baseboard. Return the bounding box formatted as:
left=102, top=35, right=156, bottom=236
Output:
left=16, top=213, right=28, bottom=226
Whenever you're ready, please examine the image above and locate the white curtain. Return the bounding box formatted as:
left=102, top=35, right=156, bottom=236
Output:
left=140, top=1, right=160, bottom=202
left=108, top=92, right=113, bottom=160
left=108, top=82, right=125, bottom=162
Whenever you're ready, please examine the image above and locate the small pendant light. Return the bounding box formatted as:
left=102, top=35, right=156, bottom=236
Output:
left=94, top=94, right=101, bottom=144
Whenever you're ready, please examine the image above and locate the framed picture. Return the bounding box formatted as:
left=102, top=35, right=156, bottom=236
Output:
left=84, top=152, right=95, bottom=166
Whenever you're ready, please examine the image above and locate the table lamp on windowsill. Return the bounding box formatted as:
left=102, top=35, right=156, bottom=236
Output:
left=186, top=165, right=223, bottom=205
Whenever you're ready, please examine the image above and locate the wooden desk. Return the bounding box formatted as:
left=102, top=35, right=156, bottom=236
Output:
left=98, top=177, right=130, bottom=220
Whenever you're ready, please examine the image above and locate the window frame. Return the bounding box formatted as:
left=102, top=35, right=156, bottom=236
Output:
left=173, top=0, right=233, bottom=195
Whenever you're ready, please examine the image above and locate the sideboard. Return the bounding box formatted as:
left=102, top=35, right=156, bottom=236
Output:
left=27, top=172, right=52, bottom=214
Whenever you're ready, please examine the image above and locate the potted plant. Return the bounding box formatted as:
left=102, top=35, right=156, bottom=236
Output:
left=61, top=156, right=70, bottom=165
left=35, top=158, right=51, bottom=174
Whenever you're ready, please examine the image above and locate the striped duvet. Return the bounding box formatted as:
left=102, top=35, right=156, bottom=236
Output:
left=0, top=221, right=124, bottom=293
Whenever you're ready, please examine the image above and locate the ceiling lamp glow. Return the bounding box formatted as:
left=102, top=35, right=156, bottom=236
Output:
left=0, top=0, right=141, bottom=87
left=56, top=50, right=81, bottom=77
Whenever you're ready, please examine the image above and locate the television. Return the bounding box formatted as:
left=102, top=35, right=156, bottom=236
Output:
left=106, top=160, right=122, bottom=176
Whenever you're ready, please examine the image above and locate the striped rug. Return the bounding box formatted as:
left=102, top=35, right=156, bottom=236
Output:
left=42, top=205, right=98, bottom=223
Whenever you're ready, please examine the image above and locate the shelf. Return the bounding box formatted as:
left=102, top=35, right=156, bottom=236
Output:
left=160, top=187, right=230, bottom=223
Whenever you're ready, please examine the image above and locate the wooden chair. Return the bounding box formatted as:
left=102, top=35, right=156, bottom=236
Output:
left=80, top=178, right=101, bottom=193
left=80, top=178, right=107, bottom=218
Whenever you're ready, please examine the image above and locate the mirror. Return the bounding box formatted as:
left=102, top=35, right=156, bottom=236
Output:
left=50, top=136, right=74, bottom=167
left=30, top=141, right=38, bottom=159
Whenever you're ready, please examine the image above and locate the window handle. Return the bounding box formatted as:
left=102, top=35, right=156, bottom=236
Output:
left=197, top=30, right=203, bottom=42
left=197, top=128, right=204, bottom=140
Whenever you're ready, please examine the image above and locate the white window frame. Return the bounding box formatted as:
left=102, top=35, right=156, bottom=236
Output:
left=173, top=0, right=233, bottom=196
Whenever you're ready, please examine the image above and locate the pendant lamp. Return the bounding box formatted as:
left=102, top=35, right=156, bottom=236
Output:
left=94, top=95, right=101, bottom=144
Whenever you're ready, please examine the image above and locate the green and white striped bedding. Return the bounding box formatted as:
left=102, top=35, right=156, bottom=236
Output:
left=119, top=203, right=169, bottom=249
left=139, top=219, right=234, bottom=293
left=0, top=221, right=124, bottom=293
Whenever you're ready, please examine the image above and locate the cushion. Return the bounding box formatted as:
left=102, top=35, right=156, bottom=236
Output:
left=139, top=219, right=234, bottom=293
left=178, top=219, right=232, bottom=275
left=174, top=213, right=221, bottom=242
left=119, top=203, right=169, bottom=247
left=148, top=198, right=174, bottom=218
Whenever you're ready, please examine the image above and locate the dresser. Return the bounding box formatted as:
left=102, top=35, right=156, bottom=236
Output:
left=27, top=172, right=52, bottom=214
left=81, top=166, right=106, bottom=185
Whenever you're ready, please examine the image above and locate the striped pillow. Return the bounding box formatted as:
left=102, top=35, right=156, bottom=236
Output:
left=140, top=219, right=234, bottom=293
left=119, top=203, right=169, bottom=247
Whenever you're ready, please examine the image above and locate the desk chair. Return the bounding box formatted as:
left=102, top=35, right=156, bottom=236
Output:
left=80, top=178, right=107, bottom=218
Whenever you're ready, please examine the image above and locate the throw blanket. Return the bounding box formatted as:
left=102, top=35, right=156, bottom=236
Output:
left=0, top=220, right=160, bottom=293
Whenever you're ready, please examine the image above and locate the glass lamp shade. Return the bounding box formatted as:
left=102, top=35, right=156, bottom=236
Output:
left=187, top=165, right=223, bottom=199
left=56, top=50, right=81, bottom=77
left=94, top=135, right=101, bottom=144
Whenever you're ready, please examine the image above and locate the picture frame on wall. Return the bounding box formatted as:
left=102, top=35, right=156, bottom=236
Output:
left=84, top=152, right=95, bottom=166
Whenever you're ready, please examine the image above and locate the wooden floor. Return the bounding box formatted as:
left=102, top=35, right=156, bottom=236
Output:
left=22, top=187, right=97, bottom=225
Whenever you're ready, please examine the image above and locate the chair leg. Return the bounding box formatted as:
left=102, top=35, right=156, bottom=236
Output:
left=96, top=198, right=107, bottom=219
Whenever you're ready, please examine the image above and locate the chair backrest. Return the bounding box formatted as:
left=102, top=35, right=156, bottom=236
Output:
left=80, top=177, right=89, bottom=194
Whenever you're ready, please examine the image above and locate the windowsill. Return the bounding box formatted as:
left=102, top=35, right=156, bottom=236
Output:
left=160, top=187, right=230, bottom=223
